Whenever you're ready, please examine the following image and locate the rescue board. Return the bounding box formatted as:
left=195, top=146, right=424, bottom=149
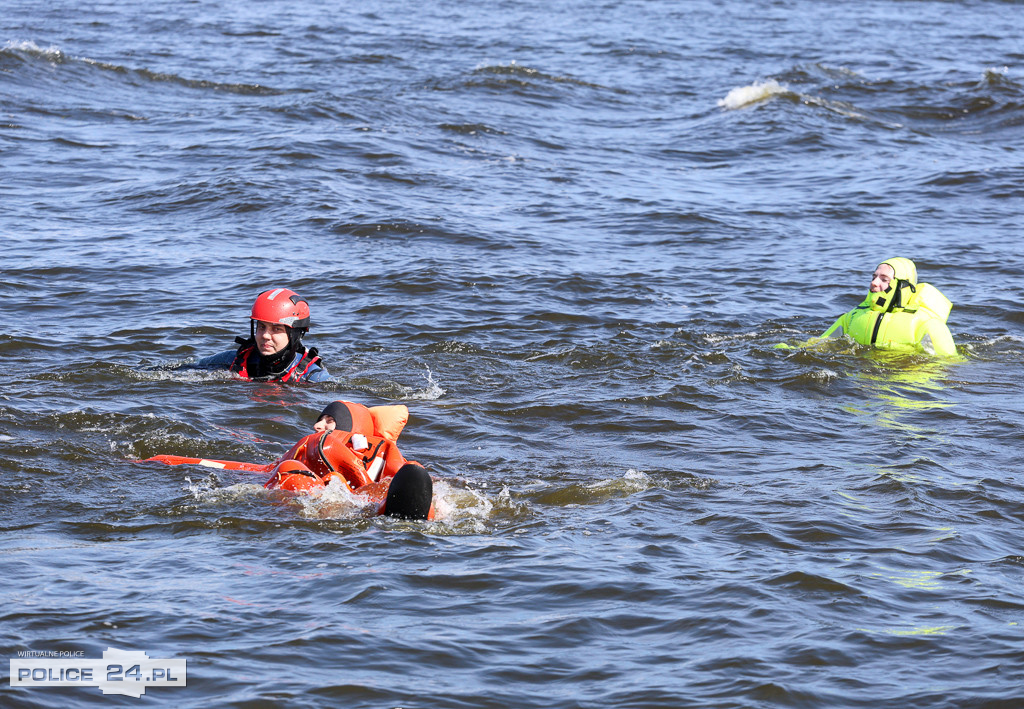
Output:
left=143, top=455, right=272, bottom=473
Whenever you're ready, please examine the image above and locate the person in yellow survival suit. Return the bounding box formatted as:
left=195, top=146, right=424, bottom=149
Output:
left=820, top=257, right=956, bottom=356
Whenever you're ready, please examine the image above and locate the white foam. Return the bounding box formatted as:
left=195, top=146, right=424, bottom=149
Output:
left=186, top=478, right=264, bottom=503
left=4, top=40, right=64, bottom=60
left=718, top=80, right=788, bottom=109
left=431, top=478, right=494, bottom=522
left=585, top=468, right=654, bottom=494
left=294, top=477, right=376, bottom=519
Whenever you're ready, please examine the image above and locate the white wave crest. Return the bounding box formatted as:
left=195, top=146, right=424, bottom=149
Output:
left=4, top=40, right=65, bottom=60
left=585, top=468, right=654, bottom=494
left=718, top=80, right=788, bottom=109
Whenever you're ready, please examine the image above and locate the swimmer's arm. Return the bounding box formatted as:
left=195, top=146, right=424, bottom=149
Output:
left=820, top=316, right=845, bottom=339
left=774, top=315, right=844, bottom=350
left=305, top=365, right=332, bottom=383
left=194, top=350, right=236, bottom=369
left=919, top=321, right=958, bottom=357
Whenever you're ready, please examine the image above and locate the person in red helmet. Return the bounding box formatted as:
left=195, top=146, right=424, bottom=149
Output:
left=198, top=288, right=330, bottom=382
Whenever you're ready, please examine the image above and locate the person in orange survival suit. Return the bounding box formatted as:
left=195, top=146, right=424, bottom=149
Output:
left=264, top=400, right=433, bottom=520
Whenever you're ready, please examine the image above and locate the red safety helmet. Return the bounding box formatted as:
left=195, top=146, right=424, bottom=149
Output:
left=250, top=288, right=311, bottom=331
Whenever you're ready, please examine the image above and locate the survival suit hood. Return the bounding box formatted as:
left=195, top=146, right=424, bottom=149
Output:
left=868, top=257, right=918, bottom=314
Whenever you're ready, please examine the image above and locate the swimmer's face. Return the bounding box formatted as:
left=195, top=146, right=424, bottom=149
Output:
left=313, top=416, right=336, bottom=433
left=254, top=320, right=289, bottom=356
left=870, top=263, right=895, bottom=293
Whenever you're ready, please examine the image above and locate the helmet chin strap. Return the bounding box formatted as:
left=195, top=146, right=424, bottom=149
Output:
left=259, top=343, right=296, bottom=375
left=247, top=321, right=305, bottom=377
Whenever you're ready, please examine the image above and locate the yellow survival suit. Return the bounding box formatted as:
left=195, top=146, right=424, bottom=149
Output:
left=821, top=257, right=956, bottom=356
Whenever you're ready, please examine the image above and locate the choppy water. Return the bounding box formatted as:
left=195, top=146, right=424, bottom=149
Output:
left=3, top=0, right=1023, bottom=706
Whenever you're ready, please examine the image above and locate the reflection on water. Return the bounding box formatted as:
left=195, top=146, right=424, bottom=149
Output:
left=844, top=353, right=958, bottom=436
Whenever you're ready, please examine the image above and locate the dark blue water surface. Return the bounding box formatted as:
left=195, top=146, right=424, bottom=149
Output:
left=2, top=0, right=1023, bottom=706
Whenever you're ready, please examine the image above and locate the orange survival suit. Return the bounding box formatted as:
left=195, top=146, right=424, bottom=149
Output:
left=264, top=400, right=412, bottom=492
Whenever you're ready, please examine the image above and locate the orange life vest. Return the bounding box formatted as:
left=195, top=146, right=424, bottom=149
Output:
left=230, top=344, right=321, bottom=382
left=264, top=401, right=410, bottom=491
